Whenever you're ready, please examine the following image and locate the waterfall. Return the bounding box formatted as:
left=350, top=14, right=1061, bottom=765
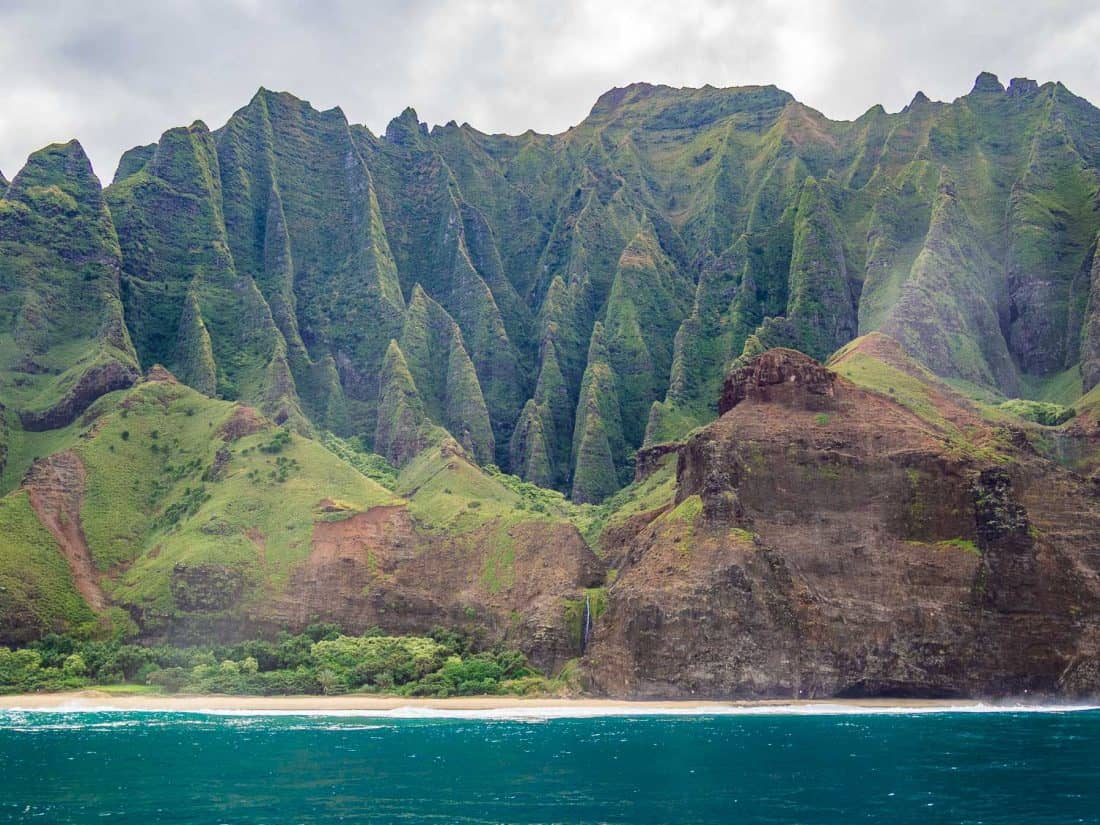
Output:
left=581, top=593, right=592, bottom=652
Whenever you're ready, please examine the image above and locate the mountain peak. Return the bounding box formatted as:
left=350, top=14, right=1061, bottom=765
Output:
left=9, top=139, right=101, bottom=198
left=1007, top=76, right=1039, bottom=97
left=971, top=71, right=1005, bottom=94
left=588, top=82, right=660, bottom=116
left=385, top=106, right=428, bottom=144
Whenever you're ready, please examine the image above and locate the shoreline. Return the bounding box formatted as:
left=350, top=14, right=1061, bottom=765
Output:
left=1, top=691, right=1096, bottom=716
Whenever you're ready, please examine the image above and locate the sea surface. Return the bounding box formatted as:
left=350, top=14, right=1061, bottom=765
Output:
left=1, top=704, right=1099, bottom=823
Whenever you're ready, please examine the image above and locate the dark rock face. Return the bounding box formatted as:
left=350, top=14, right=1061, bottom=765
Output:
left=972, top=469, right=1040, bottom=614
left=718, top=348, right=837, bottom=414
left=19, top=361, right=139, bottom=431
left=634, top=442, right=680, bottom=482
left=170, top=563, right=246, bottom=612
left=1081, top=243, right=1100, bottom=393
left=585, top=350, right=1100, bottom=699
left=1007, top=77, right=1040, bottom=97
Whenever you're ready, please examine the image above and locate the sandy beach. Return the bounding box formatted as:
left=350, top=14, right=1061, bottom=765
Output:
left=0, top=691, right=1047, bottom=715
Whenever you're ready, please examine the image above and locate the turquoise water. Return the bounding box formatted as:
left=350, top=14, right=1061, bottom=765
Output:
left=1, top=707, right=1099, bottom=823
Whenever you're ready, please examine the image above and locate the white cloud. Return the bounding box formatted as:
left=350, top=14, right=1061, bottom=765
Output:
left=0, top=0, right=1097, bottom=180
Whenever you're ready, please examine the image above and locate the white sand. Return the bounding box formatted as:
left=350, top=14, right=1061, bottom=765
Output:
left=2, top=691, right=1091, bottom=718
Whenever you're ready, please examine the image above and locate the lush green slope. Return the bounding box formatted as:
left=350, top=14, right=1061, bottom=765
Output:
left=0, top=141, right=140, bottom=435
left=0, top=370, right=399, bottom=639
left=0, top=366, right=608, bottom=658
left=3, top=72, right=1100, bottom=511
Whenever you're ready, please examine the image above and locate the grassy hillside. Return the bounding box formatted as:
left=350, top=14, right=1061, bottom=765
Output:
left=0, top=372, right=399, bottom=640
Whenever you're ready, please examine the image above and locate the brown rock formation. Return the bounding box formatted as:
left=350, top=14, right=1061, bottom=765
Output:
left=719, top=347, right=837, bottom=414
left=584, top=349, right=1100, bottom=699
left=264, top=505, right=603, bottom=672
left=217, top=405, right=267, bottom=441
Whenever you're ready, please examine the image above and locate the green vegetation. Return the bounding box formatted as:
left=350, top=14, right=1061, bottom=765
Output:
left=5, top=76, right=1100, bottom=504
left=0, top=141, right=139, bottom=434
left=0, top=376, right=399, bottom=636
left=5, top=75, right=1100, bottom=659
left=0, top=626, right=555, bottom=697
left=106, top=419, right=396, bottom=622
left=318, top=431, right=399, bottom=490
left=563, top=588, right=609, bottom=649
left=664, top=494, right=703, bottom=523
left=997, top=399, right=1076, bottom=426
left=938, top=538, right=981, bottom=555
left=831, top=341, right=955, bottom=434
left=578, top=456, right=678, bottom=547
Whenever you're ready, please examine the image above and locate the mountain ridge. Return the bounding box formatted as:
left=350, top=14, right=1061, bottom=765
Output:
left=2, top=73, right=1100, bottom=698
left=5, top=72, right=1100, bottom=500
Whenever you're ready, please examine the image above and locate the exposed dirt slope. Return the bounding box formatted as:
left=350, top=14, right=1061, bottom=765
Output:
left=23, top=451, right=106, bottom=612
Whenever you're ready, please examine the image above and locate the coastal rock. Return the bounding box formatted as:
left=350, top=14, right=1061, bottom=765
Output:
left=584, top=349, right=1100, bottom=699
left=263, top=505, right=603, bottom=672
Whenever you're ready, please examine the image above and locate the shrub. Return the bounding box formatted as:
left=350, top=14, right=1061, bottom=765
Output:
left=998, top=399, right=1076, bottom=427
left=260, top=429, right=292, bottom=454
left=5, top=628, right=544, bottom=697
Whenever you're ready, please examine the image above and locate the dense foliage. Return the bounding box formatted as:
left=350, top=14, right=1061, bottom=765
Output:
left=997, top=399, right=1076, bottom=426
left=0, top=625, right=552, bottom=697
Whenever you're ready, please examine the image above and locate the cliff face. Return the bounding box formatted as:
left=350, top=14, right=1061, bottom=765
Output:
left=585, top=348, right=1100, bottom=698
left=268, top=505, right=602, bottom=672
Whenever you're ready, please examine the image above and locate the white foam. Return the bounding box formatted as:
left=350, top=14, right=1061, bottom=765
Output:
left=2, top=701, right=1098, bottom=721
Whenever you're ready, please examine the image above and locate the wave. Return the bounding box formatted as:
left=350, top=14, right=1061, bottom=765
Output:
left=2, top=700, right=1099, bottom=723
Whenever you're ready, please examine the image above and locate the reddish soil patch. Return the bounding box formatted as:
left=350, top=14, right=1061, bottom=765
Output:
left=143, top=364, right=180, bottom=384
left=23, top=451, right=107, bottom=612
left=246, top=528, right=267, bottom=566
left=218, top=405, right=266, bottom=441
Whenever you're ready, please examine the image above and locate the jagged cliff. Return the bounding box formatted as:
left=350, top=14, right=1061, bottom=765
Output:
left=2, top=73, right=1100, bottom=697
left=585, top=346, right=1100, bottom=698
left=7, top=73, right=1100, bottom=503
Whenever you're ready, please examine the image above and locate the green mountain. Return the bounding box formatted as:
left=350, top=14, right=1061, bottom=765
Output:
left=3, top=74, right=1100, bottom=697
left=6, top=74, right=1096, bottom=501
left=97, top=75, right=1100, bottom=499
left=0, top=141, right=140, bottom=435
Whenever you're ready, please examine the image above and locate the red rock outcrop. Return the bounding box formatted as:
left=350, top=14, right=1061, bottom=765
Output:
left=584, top=349, right=1100, bottom=699
left=262, top=505, right=603, bottom=672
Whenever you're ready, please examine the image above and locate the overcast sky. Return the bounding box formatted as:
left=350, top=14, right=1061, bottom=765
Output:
left=1, top=0, right=1098, bottom=181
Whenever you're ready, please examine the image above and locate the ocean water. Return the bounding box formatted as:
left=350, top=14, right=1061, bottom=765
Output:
left=1, top=705, right=1099, bottom=823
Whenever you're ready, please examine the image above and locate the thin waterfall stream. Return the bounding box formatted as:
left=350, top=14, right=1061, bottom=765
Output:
left=582, top=593, right=592, bottom=652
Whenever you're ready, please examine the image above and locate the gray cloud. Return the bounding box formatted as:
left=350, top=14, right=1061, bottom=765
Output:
left=0, top=0, right=1098, bottom=180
